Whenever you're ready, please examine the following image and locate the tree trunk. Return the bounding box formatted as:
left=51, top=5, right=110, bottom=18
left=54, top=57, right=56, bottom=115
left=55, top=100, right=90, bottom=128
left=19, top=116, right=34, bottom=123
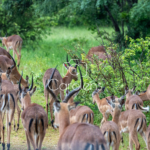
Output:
left=104, top=5, right=121, bottom=33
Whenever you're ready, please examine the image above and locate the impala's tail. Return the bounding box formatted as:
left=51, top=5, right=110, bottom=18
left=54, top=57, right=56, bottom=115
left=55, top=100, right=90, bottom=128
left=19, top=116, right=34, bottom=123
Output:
left=132, top=103, right=149, bottom=112
left=84, top=142, right=106, bottom=150
left=81, top=113, right=94, bottom=124
left=103, top=130, right=117, bottom=148
left=134, top=117, right=146, bottom=133
left=29, top=117, right=45, bottom=149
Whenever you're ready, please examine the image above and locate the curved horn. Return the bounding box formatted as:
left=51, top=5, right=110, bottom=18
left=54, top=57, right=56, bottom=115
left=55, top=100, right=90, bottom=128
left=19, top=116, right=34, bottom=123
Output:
left=9, top=54, right=16, bottom=69
left=63, top=67, right=83, bottom=103
left=19, top=76, right=22, bottom=92
left=28, top=75, right=33, bottom=91
left=46, top=66, right=59, bottom=102
left=66, top=54, right=71, bottom=66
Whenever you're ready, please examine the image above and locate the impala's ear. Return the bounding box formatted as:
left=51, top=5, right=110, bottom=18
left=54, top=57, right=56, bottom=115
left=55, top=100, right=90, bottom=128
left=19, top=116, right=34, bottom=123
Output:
left=29, top=86, right=36, bottom=96
left=135, top=90, right=140, bottom=95
left=111, top=94, right=115, bottom=102
left=125, top=85, right=129, bottom=94
left=63, top=63, right=69, bottom=70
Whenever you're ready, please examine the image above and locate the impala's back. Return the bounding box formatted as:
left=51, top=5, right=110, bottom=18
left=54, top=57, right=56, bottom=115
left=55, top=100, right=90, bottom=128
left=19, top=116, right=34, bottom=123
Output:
left=87, top=46, right=112, bottom=62
left=69, top=105, right=94, bottom=124
left=0, top=47, right=11, bottom=59
left=58, top=123, right=107, bottom=150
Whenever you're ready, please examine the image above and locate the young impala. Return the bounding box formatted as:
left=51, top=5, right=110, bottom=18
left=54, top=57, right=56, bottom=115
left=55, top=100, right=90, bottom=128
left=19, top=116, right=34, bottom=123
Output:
left=125, top=85, right=149, bottom=112
left=46, top=66, right=107, bottom=150
left=101, top=95, right=125, bottom=150
left=0, top=35, right=22, bottom=67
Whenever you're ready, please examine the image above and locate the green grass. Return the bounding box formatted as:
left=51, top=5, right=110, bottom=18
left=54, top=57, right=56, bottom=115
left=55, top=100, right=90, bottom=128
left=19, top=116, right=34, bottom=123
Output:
left=0, top=26, right=147, bottom=149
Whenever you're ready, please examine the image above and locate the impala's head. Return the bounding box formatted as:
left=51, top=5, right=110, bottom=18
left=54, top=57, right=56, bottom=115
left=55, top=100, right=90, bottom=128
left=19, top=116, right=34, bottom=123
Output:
left=0, top=36, right=7, bottom=47
left=18, top=75, right=36, bottom=110
left=110, top=93, right=126, bottom=103
left=106, top=94, right=125, bottom=113
left=5, top=54, right=28, bottom=86
left=46, top=66, right=83, bottom=131
left=63, top=55, right=78, bottom=81
left=92, top=87, right=105, bottom=104
left=125, top=85, right=136, bottom=98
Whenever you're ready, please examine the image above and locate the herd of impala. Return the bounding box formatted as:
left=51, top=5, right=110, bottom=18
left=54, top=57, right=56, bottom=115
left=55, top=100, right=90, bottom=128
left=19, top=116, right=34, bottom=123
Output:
left=0, top=34, right=150, bottom=150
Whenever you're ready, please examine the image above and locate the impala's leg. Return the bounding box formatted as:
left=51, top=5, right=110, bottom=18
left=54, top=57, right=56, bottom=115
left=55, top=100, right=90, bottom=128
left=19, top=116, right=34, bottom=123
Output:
left=44, top=89, right=49, bottom=119
left=14, top=44, right=20, bottom=67
left=0, top=111, right=2, bottom=144
left=13, top=48, right=15, bottom=59
left=16, top=103, right=21, bottom=131
left=13, top=117, right=16, bottom=131
left=28, top=132, right=36, bottom=150
left=129, top=133, right=133, bottom=150
left=130, top=131, right=140, bottom=150
left=49, top=96, right=54, bottom=122
left=140, top=131, right=147, bottom=147
left=7, top=47, right=10, bottom=53
left=100, top=116, right=105, bottom=127
left=2, top=111, right=5, bottom=150
left=25, top=131, right=31, bottom=150
left=39, top=132, right=46, bottom=150
left=18, top=41, right=22, bottom=67
left=7, top=109, right=15, bottom=150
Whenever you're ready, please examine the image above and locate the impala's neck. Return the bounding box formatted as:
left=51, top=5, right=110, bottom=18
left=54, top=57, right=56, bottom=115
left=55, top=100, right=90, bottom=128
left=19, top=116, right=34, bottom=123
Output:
left=11, top=68, right=28, bottom=87
left=112, top=109, right=121, bottom=125
left=126, top=92, right=132, bottom=99
left=139, top=85, right=150, bottom=101
left=22, top=94, right=31, bottom=109
left=62, top=73, right=73, bottom=88
left=59, top=104, right=70, bottom=136
left=93, top=94, right=101, bottom=105
left=139, top=93, right=149, bottom=101
left=1, top=73, right=7, bottom=80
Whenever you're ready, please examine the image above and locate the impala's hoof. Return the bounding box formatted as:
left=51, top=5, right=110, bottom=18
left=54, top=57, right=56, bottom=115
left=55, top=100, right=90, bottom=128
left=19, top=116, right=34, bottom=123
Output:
left=2, top=143, right=5, bottom=150
left=7, top=143, right=10, bottom=150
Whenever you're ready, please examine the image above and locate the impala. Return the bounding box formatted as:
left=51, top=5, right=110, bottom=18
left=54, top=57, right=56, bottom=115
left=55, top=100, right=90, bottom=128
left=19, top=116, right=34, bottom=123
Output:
left=87, top=46, right=112, bottom=62
left=101, top=95, right=125, bottom=150
left=92, top=88, right=124, bottom=126
left=0, top=89, right=16, bottom=150
left=66, top=89, right=94, bottom=124
left=0, top=54, right=28, bottom=87
left=19, top=75, right=48, bottom=150
left=46, top=66, right=107, bottom=150
left=119, top=109, right=147, bottom=150
left=0, top=35, right=22, bottom=67
left=125, top=85, right=149, bottom=112
left=43, top=55, right=78, bottom=123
